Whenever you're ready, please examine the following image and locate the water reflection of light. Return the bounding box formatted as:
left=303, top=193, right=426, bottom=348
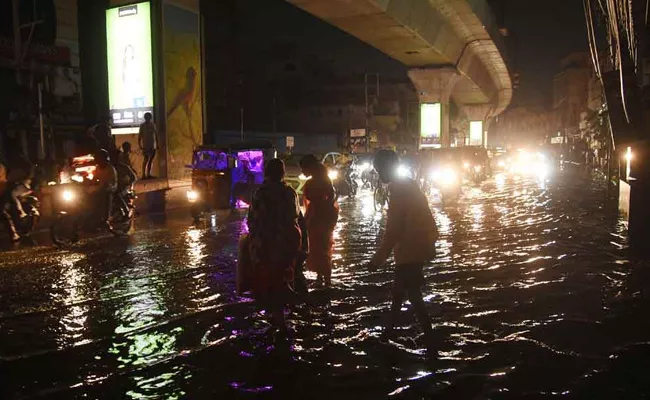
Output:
left=185, top=228, right=206, bottom=270
left=52, top=252, right=89, bottom=348
left=435, top=211, right=452, bottom=235
left=470, top=204, right=483, bottom=232
left=107, top=247, right=190, bottom=399
left=495, top=173, right=506, bottom=189
left=360, top=193, right=377, bottom=218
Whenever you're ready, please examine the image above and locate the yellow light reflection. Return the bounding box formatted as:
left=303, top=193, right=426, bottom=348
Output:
left=53, top=253, right=89, bottom=348
left=185, top=228, right=206, bottom=270
left=470, top=204, right=483, bottom=232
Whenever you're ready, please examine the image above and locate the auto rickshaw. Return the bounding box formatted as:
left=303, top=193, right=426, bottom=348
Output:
left=186, top=140, right=276, bottom=220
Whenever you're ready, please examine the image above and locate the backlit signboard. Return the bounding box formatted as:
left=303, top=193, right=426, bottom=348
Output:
left=420, top=103, right=441, bottom=148
left=106, top=2, right=154, bottom=131
left=469, top=121, right=483, bottom=146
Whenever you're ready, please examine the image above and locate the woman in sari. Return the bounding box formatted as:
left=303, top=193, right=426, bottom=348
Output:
left=247, top=158, right=301, bottom=332
left=300, top=155, right=339, bottom=287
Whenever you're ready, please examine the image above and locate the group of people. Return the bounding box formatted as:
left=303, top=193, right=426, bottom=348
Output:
left=81, top=112, right=158, bottom=180
left=241, top=149, right=439, bottom=348
left=0, top=110, right=153, bottom=242
left=74, top=111, right=160, bottom=229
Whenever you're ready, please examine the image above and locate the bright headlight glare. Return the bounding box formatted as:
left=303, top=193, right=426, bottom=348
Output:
left=187, top=190, right=199, bottom=202
left=463, top=162, right=471, bottom=169
left=359, top=163, right=370, bottom=171
left=473, top=165, right=482, bottom=172
left=328, top=170, right=339, bottom=180
left=498, top=160, right=506, bottom=168
left=441, top=169, right=457, bottom=185
left=396, top=164, right=409, bottom=178
left=432, top=168, right=456, bottom=185
left=298, top=173, right=311, bottom=181
left=62, top=189, right=75, bottom=202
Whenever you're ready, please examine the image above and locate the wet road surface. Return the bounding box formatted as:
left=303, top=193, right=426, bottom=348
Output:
left=1, top=167, right=650, bottom=399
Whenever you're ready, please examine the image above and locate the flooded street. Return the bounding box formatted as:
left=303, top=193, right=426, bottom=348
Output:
left=1, top=167, right=649, bottom=399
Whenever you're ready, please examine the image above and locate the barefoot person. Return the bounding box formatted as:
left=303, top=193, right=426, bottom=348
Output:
left=300, top=155, right=339, bottom=287
left=246, top=158, right=301, bottom=333
left=367, top=150, right=438, bottom=343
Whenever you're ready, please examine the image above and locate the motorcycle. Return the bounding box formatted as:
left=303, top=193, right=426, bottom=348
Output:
left=427, top=166, right=461, bottom=205
left=466, top=163, right=485, bottom=185
left=347, top=166, right=359, bottom=196
left=50, top=184, right=135, bottom=246
left=359, top=166, right=378, bottom=190
left=335, top=164, right=359, bottom=197
left=329, top=165, right=358, bottom=198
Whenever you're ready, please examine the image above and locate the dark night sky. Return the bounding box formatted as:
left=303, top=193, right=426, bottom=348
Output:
left=493, top=0, right=589, bottom=107
left=218, top=0, right=589, bottom=108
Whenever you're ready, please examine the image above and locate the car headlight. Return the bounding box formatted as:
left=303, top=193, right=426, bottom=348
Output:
left=186, top=190, right=199, bottom=202
left=62, top=189, right=75, bottom=203
left=431, top=168, right=457, bottom=185
left=396, top=164, right=409, bottom=178
left=328, top=169, right=339, bottom=181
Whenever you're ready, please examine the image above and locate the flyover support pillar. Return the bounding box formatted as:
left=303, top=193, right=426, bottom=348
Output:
left=408, top=68, right=459, bottom=148
left=463, top=105, right=493, bottom=147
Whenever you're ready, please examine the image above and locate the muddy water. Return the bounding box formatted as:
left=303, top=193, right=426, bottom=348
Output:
left=1, top=168, right=649, bottom=399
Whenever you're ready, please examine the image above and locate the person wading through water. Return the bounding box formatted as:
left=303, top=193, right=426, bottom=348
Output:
left=367, top=149, right=438, bottom=352
left=300, top=155, right=339, bottom=287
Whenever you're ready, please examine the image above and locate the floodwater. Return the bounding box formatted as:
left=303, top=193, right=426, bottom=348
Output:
left=1, top=167, right=649, bottom=399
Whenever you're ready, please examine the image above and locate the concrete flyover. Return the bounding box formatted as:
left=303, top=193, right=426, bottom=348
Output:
left=286, top=0, right=512, bottom=147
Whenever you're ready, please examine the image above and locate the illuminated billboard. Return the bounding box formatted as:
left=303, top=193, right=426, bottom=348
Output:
left=420, top=103, right=441, bottom=148
left=106, top=2, right=154, bottom=130
left=469, top=121, right=483, bottom=146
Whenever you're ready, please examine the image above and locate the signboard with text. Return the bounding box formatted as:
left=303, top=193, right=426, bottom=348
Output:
left=106, top=2, right=154, bottom=130
left=286, top=136, right=294, bottom=148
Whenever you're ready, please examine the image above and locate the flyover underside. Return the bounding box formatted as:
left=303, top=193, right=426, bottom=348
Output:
left=286, top=0, right=512, bottom=114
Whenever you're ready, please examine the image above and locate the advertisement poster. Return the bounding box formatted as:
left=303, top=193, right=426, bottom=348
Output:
left=469, top=121, right=483, bottom=146
left=420, top=103, right=441, bottom=148
left=106, top=2, right=154, bottom=128
left=164, top=2, right=203, bottom=179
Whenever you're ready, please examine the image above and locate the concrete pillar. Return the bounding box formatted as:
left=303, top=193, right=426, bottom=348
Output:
left=408, top=68, right=459, bottom=148
left=463, top=104, right=493, bottom=147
